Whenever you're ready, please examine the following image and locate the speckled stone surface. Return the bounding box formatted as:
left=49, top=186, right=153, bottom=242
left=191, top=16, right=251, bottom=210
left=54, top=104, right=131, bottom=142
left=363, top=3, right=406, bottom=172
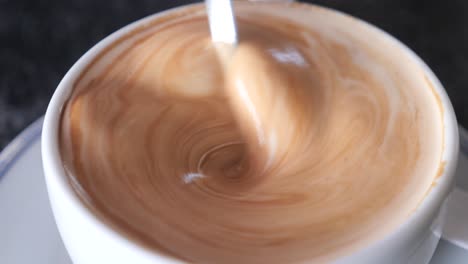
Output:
left=1, top=0, right=467, bottom=149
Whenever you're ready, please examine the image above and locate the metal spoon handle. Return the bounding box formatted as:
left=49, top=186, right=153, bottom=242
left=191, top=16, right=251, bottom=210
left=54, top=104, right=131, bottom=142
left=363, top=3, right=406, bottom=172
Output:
left=206, top=0, right=238, bottom=45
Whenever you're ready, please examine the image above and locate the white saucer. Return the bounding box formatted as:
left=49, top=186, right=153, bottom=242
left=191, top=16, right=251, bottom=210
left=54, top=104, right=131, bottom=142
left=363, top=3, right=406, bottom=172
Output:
left=1, top=117, right=468, bottom=264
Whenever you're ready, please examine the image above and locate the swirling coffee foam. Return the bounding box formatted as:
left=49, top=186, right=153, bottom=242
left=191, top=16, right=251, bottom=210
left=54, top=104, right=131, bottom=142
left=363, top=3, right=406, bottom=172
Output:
left=60, top=2, right=444, bottom=263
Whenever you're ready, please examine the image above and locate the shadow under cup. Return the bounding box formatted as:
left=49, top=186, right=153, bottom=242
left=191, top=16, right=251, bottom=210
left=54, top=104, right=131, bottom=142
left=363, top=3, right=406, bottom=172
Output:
left=41, top=2, right=459, bottom=264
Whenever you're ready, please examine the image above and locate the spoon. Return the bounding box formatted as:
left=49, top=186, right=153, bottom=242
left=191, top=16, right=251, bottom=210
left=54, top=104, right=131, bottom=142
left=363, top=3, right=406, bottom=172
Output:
left=206, top=0, right=238, bottom=45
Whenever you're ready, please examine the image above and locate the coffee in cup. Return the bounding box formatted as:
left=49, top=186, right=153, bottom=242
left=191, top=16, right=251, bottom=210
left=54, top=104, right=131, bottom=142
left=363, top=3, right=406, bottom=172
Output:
left=59, top=2, right=444, bottom=263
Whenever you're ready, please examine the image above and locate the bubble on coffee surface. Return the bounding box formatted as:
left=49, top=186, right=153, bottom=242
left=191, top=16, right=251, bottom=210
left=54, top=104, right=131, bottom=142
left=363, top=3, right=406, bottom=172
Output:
left=60, top=2, right=444, bottom=263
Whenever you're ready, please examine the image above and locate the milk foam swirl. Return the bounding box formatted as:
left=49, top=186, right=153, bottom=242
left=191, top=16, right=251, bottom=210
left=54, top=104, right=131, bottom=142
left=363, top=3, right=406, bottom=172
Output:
left=60, top=3, right=444, bottom=263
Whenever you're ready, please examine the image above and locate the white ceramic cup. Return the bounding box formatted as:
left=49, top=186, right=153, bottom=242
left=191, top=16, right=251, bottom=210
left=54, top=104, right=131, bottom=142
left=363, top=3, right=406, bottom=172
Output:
left=42, top=3, right=467, bottom=264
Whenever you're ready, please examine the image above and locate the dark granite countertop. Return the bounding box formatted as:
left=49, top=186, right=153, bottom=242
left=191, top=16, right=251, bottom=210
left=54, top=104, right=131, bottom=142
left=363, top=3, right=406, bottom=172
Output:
left=1, top=0, right=467, bottom=150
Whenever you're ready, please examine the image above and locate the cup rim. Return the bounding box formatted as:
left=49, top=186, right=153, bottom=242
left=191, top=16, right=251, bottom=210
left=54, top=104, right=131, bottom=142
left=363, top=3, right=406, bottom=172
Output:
left=41, top=2, right=459, bottom=263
